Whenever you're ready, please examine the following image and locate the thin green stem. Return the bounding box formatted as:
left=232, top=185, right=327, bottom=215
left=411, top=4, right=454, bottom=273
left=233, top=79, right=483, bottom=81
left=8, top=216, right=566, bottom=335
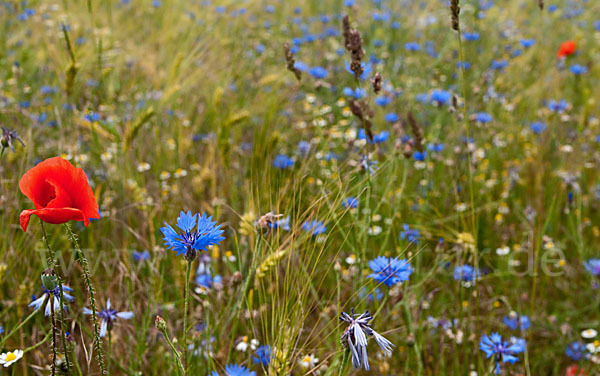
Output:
left=24, top=331, right=51, bottom=353
left=337, top=350, right=350, bottom=376
left=183, top=260, right=192, bottom=375
left=157, top=318, right=185, bottom=376
left=0, top=304, right=43, bottom=348
left=64, top=224, right=106, bottom=375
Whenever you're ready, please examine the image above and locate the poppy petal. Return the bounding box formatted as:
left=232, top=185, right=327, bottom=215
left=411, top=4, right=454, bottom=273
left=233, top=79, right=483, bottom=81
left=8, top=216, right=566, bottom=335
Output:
left=19, top=157, right=99, bottom=224
left=20, top=208, right=88, bottom=232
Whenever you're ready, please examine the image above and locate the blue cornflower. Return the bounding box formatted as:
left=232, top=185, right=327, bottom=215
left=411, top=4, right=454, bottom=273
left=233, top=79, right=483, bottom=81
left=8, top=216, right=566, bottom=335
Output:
left=475, top=112, right=493, bottom=123
left=253, top=345, right=272, bottom=366
left=161, top=211, right=225, bottom=259
left=530, top=121, right=546, bottom=134
left=133, top=250, right=150, bottom=262
left=308, top=66, right=328, bottom=79
left=83, top=299, right=133, bottom=337
left=297, top=141, right=311, bottom=156
left=400, top=224, right=421, bottom=243
left=384, top=113, right=399, bottom=123
left=368, top=256, right=413, bottom=287
left=427, top=143, right=445, bottom=152
left=273, top=154, right=294, bottom=169
left=264, top=216, right=290, bottom=232
left=405, top=42, right=420, bottom=51
left=413, top=151, right=427, bottom=161
left=221, top=364, right=256, bottom=376
left=358, top=129, right=389, bottom=144
left=491, top=60, right=508, bottom=71
left=344, top=61, right=372, bottom=81
left=479, top=333, right=525, bottom=374
left=302, top=220, right=326, bottom=236
left=360, top=287, right=384, bottom=302
left=570, top=64, right=587, bottom=75
left=547, top=99, right=568, bottom=113
left=374, top=96, right=391, bottom=107
left=343, top=87, right=367, bottom=99
left=29, top=285, right=75, bottom=316
left=566, top=341, right=586, bottom=361
left=519, top=39, right=535, bottom=48
left=457, top=61, right=471, bottom=70
left=503, top=312, right=530, bottom=331
left=430, top=90, right=451, bottom=105
left=584, top=259, right=600, bottom=276
left=342, top=197, right=358, bottom=209
left=453, top=265, right=479, bottom=282
left=464, top=32, right=480, bottom=41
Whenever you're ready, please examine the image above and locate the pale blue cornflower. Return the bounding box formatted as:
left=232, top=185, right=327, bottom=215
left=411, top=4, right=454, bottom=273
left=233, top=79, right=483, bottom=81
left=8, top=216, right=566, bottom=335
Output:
left=161, top=211, right=225, bottom=260
left=339, top=310, right=394, bottom=370
left=29, top=285, right=75, bottom=316
left=83, top=299, right=133, bottom=337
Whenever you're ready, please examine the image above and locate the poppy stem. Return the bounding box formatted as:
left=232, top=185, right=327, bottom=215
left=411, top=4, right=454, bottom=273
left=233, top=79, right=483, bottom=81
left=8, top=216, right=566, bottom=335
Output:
left=64, top=223, right=106, bottom=375
left=183, top=259, right=192, bottom=375
left=40, top=220, right=72, bottom=375
left=50, top=294, right=57, bottom=376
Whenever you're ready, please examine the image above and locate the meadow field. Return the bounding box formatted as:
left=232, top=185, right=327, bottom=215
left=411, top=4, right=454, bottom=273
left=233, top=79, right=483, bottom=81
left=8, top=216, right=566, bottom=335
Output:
left=1, top=0, right=600, bottom=374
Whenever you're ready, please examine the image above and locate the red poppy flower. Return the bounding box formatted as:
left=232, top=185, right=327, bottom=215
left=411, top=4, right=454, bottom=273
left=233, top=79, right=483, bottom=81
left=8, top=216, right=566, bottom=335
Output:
left=19, top=157, right=100, bottom=232
left=557, top=40, right=577, bottom=58
left=566, top=365, right=587, bottom=376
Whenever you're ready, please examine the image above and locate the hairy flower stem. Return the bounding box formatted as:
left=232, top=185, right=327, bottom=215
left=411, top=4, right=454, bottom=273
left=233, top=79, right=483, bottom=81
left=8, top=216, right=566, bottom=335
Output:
left=183, top=260, right=192, bottom=375
left=50, top=294, right=57, bottom=376
left=156, top=317, right=185, bottom=376
left=40, top=221, right=71, bottom=374
left=337, top=350, right=349, bottom=376
left=64, top=223, right=106, bottom=375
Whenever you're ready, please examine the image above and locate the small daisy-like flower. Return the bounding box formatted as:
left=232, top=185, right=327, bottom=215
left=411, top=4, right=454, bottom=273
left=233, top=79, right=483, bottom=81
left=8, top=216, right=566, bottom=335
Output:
left=0, top=349, right=23, bottom=367
left=235, top=336, right=249, bottom=352
left=298, top=353, right=319, bottom=369
left=368, top=256, right=413, bottom=287
left=496, top=246, right=510, bottom=256
left=82, top=299, right=133, bottom=337
left=174, top=168, right=188, bottom=178
left=161, top=211, right=225, bottom=261
left=29, top=285, right=75, bottom=316
left=582, top=329, right=598, bottom=339
left=339, top=310, right=394, bottom=370
left=137, top=162, right=151, bottom=172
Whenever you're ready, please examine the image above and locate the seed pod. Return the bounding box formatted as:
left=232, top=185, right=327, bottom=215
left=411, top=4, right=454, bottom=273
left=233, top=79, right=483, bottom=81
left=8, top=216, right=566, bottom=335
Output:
left=41, top=268, right=58, bottom=291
